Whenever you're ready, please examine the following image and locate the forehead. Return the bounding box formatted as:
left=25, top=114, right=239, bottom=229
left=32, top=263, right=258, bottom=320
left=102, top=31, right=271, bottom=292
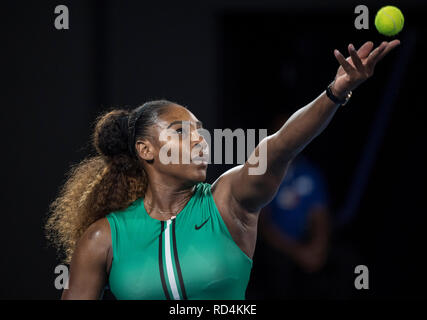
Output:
left=157, top=104, right=200, bottom=126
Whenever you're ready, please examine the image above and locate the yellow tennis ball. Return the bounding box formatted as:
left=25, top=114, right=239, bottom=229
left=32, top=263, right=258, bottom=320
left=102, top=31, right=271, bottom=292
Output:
left=375, top=6, right=404, bottom=36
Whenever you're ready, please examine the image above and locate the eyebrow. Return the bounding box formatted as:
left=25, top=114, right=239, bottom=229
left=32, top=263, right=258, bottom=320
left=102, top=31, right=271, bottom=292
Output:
left=167, top=120, right=203, bottom=129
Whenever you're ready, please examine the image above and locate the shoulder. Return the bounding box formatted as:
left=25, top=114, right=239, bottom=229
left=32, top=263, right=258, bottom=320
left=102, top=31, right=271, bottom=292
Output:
left=211, top=165, right=256, bottom=226
left=84, top=217, right=111, bottom=242
left=74, top=217, right=111, bottom=259
left=211, top=165, right=243, bottom=192
left=211, top=165, right=242, bottom=206
left=64, top=218, right=112, bottom=299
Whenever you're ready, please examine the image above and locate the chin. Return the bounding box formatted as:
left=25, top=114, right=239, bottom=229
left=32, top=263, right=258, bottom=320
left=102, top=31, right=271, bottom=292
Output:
left=191, top=165, right=208, bottom=182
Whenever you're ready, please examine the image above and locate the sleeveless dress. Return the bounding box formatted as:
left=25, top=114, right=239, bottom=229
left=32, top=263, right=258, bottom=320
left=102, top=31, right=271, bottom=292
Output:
left=106, top=183, right=253, bottom=300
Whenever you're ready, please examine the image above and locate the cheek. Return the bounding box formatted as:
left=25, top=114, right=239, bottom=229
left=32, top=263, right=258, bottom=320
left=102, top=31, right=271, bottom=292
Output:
left=180, top=139, right=192, bottom=156
left=156, top=137, right=204, bottom=171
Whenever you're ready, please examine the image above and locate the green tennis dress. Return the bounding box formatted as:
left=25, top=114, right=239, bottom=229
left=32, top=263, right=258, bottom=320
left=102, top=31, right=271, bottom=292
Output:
left=106, top=183, right=253, bottom=300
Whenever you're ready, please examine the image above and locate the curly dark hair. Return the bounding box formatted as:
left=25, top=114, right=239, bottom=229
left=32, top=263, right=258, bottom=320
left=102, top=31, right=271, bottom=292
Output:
left=44, top=100, right=174, bottom=264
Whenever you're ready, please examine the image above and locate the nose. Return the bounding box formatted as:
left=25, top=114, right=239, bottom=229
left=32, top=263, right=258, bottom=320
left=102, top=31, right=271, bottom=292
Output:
left=191, top=130, right=208, bottom=154
left=191, top=130, right=204, bottom=144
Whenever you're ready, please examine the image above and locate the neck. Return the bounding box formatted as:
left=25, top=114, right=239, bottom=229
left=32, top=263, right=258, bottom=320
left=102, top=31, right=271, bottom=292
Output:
left=143, top=175, right=196, bottom=219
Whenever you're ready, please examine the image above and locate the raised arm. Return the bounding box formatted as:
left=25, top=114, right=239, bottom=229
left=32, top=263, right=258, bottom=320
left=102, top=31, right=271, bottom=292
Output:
left=214, top=40, right=400, bottom=214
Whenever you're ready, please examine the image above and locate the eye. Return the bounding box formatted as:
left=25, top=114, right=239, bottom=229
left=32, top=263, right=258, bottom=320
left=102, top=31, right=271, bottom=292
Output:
left=175, top=128, right=183, bottom=134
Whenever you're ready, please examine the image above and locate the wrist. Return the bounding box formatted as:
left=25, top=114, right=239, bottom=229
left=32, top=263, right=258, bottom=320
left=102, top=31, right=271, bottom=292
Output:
left=330, top=80, right=350, bottom=100
left=326, top=81, right=352, bottom=106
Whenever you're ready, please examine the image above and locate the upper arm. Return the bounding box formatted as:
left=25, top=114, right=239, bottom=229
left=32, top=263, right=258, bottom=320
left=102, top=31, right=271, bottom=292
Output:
left=236, top=135, right=293, bottom=212
left=61, top=217, right=112, bottom=300
left=215, top=135, right=292, bottom=214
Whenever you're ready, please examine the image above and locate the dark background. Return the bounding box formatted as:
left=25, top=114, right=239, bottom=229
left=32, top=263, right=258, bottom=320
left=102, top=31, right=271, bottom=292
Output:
left=1, top=0, right=426, bottom=299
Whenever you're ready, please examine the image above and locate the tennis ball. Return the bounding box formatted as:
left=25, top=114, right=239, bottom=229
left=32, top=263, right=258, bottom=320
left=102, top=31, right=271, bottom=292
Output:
left=375, top=6, right=404, bottom=36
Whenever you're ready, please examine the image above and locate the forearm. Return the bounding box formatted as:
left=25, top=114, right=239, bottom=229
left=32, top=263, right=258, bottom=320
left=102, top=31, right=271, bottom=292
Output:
left=229, top=90, right=340, bottom=212
left=270, top=90, right=340, bottom=164
left=227, top=40, right=399, bottom=213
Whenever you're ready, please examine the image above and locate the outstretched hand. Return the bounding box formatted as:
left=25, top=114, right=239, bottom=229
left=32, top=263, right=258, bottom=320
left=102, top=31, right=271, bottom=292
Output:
left=331, top=40, right=401, bottom=99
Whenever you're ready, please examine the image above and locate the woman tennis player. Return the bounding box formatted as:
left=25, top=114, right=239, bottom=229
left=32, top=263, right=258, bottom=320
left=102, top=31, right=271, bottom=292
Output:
left=45, top=40, right=400, bottom=299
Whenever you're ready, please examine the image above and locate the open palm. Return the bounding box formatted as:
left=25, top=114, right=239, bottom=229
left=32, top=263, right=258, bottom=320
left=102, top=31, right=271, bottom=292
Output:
left=332, top=40, right=401, bottom=97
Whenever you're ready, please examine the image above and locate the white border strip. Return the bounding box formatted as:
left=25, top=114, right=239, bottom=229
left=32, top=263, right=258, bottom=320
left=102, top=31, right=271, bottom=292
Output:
left=164, top=220, right=180, bottom=300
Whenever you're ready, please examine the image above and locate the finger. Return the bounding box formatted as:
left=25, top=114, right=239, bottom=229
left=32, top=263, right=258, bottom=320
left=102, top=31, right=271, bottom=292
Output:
left=334, top=49, right=354, bottom=74
left=366, top=42, right=387, bottom=68
left=376, top=39, right=401, bottom=62
left=348, top=43, right=364, bottom=71
left=357, top=41, right=374, bottom=59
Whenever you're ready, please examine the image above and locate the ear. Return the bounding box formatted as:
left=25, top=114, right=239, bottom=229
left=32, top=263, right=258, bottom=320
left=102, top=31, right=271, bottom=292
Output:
left=135, top=139, right=155, bottom=161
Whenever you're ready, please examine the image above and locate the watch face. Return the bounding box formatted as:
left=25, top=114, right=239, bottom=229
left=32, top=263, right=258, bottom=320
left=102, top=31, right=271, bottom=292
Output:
left=341, top=91, right=352, bottom=106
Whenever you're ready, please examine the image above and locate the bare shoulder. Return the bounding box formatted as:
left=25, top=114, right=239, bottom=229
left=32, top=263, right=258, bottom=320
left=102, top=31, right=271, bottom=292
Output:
left=211, top=165, right=258, bottom=226
left=211, top=165, right=242, bottom=211
left=63, top=217, right=112, bottom=299
left=211, top=165, right=242, bottom=195
left=74, top=217, right=111, bottom=259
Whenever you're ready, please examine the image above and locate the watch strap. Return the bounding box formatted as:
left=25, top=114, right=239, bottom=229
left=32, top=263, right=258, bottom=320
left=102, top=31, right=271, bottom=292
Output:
left=326, top=83, right=352, bottom=106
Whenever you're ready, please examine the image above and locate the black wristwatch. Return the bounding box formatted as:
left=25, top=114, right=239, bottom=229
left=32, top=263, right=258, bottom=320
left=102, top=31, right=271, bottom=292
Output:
left=326, top=82, right=352, bottom=106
